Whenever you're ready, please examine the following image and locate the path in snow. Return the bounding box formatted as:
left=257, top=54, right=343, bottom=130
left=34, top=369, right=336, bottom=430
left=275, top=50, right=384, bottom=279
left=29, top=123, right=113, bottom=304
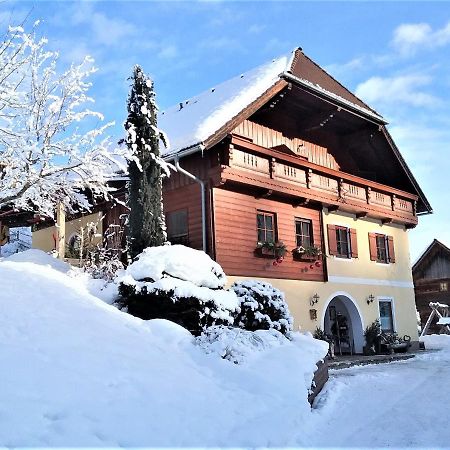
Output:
left=302, top=350, right=450, bottom=448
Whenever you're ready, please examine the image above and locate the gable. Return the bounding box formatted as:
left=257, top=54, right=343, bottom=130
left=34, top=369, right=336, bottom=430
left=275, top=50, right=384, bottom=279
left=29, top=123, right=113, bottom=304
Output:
left=289, top=50, right=380, bottom=116
left=413, top=240, right=450, bottom=279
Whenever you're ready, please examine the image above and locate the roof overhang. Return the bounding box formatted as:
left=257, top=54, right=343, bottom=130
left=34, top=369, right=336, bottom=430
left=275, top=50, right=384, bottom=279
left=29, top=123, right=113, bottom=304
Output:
left=281, top=72, right=387, bottom=125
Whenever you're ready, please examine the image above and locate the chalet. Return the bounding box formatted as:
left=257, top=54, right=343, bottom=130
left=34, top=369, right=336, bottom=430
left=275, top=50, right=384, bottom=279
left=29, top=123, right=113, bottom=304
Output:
left=157, top=47, right=431, bottom=352
left=413, top=240, right=450, bottom=333
left=8, top=48, right=431, bottom=352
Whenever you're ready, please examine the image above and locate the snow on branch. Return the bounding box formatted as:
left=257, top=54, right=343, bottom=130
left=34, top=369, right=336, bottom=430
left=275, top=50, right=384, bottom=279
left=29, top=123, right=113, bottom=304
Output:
left=0, top=23, right=131, bottom=217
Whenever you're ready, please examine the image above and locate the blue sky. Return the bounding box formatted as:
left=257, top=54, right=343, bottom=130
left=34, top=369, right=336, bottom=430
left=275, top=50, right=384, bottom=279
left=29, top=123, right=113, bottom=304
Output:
left=2, top=1, right=450, bottom=260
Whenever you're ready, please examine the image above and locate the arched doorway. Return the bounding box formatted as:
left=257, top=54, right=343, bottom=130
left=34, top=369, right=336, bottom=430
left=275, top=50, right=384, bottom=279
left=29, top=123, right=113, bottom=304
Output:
left=322, top=293, right=365, bottom=354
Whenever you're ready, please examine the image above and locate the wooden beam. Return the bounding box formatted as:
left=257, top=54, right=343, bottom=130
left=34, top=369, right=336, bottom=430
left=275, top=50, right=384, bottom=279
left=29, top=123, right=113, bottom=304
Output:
left=56, top=202, right=66, bottom=260
left=255, top=189, right=273, bottom=199
left=327, top=205, right=339, bottom=212
left=356, top=212, right=368, bottom=219
left=381, top=218, right=393, bottom=225
left=292, top=198, right=310, bottom=208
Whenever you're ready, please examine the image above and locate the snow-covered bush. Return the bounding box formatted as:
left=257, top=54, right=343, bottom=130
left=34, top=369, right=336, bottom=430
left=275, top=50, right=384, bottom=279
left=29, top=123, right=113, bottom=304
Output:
left=231, top=280, right=293, bottom=336
left=84, top=247, right=124, bottom=282
left=117, top=245, right=239, bottom=335
left=196, top=325, right=288, bottom=364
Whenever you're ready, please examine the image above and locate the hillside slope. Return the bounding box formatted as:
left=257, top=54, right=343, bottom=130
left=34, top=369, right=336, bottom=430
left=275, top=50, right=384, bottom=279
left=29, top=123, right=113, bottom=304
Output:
left=0, top=251, right=326, bottom=447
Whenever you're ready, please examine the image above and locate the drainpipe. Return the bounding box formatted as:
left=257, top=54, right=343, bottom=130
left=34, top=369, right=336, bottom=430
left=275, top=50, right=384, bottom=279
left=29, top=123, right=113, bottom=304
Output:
left=174, top=156, right=207, bottom=253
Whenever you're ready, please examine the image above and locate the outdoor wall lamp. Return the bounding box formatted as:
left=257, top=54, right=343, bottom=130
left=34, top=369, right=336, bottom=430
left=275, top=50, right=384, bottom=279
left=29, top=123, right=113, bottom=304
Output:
left=310, top=293, right=320, bottom=306
left=367, top=294, right=375, bottom=305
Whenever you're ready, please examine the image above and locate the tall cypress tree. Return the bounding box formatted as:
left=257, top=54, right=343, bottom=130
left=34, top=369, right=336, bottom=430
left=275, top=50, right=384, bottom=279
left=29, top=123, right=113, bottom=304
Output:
left=125, top=65, right=167, bottom=259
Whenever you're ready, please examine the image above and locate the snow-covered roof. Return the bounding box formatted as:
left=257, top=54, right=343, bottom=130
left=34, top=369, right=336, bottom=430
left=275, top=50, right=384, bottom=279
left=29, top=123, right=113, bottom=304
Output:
left=160, top=53, right=292, bottom=158
left=159, top=48, right=386, bottom=159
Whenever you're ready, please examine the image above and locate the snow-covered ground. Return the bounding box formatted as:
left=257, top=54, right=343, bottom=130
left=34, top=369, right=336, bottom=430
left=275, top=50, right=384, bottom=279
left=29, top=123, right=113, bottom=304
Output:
left=2, top=249, right=450, bottom=447
left=0, top=250, right=326, bottom=447
left=303, top=338, right=450, bottom=448
left=0, top=226, right=31, bottom=257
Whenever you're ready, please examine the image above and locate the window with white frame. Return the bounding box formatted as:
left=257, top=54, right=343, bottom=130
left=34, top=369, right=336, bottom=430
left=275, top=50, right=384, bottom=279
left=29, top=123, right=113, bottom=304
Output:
left=379, top=299, right=394, bottom=332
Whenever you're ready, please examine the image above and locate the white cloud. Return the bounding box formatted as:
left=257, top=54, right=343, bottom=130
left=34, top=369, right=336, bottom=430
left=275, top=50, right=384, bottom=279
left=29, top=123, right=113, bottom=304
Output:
left=69, top=3, right=136, bottom=47
left=248, top=24, right=265, bottom=34
left=355, top=73, right=440, bottom=107
left=158, top=45, right=178, bottom=59
left=325, top=57, right=365, bottom=78
left=392, top=21, right=450, bottom=56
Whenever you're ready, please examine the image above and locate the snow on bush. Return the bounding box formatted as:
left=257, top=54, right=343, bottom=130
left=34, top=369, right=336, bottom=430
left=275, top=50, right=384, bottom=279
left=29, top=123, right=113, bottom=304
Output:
left=124, top=245, right=227, bottom=288
left=196, top=325, right=289, bottom=364
left=231, top=280, right=293, bottom=336
left=117, top=245, right=239, bottom=335
left=83, top=247, right=124, bottom=282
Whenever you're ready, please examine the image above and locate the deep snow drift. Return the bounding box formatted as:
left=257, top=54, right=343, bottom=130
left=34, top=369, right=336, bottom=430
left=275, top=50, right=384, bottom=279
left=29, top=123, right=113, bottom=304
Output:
left=0, top=250, right=327, bottom=447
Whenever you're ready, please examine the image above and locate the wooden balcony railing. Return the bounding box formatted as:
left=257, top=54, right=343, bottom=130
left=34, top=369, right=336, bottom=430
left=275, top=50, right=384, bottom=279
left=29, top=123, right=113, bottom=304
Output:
left=226, top=137, right=418, bottom=224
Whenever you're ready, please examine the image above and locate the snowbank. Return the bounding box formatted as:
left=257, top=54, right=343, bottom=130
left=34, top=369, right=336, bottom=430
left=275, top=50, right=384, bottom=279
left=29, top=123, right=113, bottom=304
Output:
left=0, top=252, right=327, bottom=446
left=420, top=334, right=450, bottom=350
left=196, top=325, right=327, bottom=368
left=3, top=248, right=70, bottom=273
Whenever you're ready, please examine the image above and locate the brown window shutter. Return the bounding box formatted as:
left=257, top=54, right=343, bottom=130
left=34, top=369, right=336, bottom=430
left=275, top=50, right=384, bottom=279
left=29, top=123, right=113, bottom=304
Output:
left=350, top=228, right=358, bottom=258
left=327, top=224, right=337, bottom=256
left=387, top=236, right=396, bottom=263
left=368, top=233, right=377, bottom=261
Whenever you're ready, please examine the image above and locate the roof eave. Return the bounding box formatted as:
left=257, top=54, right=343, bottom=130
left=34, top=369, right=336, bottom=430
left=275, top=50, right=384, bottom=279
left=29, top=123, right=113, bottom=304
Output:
left=281, top=72, right=388, bottom=125
left=163, top=143, right=205, bottom=162
left=381, top=126, right=433, bottom=215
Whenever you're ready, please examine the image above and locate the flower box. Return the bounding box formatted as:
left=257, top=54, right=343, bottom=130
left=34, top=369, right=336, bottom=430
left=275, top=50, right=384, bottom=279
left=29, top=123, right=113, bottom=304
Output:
left=255, top=246, right=276, bottom=258
left=293, top=253, right=317, bottom=262
left=292, top=245, right=322, bottom=262
left=255, top=241, right=287, bottom=259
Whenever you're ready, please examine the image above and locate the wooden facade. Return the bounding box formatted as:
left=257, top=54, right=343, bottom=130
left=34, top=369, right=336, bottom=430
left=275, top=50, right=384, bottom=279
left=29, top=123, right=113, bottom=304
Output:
left=413, top=240, right=450, bottom=333
left=212, top=188, right=325, bottom=281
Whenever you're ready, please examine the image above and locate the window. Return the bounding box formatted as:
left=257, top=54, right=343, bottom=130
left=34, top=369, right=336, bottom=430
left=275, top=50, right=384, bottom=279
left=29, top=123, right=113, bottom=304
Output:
left=379, top=300, right=394, bottom=332
left=295, top=218, right=312, bottom=248
left=166, top=209, right=188, bottom=245
left=327, top=225, right=358, bottom=258
left=369, top=233, right=395, bottom=263
left=376, top=234, right=389, bottom=264
left=257, top=211, right=275, bottom=243
left=336, top=226, right=350, bottom=258
left=440, top=282, right=448, bottom=292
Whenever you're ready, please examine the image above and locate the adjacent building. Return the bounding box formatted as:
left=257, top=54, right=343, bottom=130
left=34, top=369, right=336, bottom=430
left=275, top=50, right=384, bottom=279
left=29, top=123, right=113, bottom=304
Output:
left=413, top=239, right=450, bottom=333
